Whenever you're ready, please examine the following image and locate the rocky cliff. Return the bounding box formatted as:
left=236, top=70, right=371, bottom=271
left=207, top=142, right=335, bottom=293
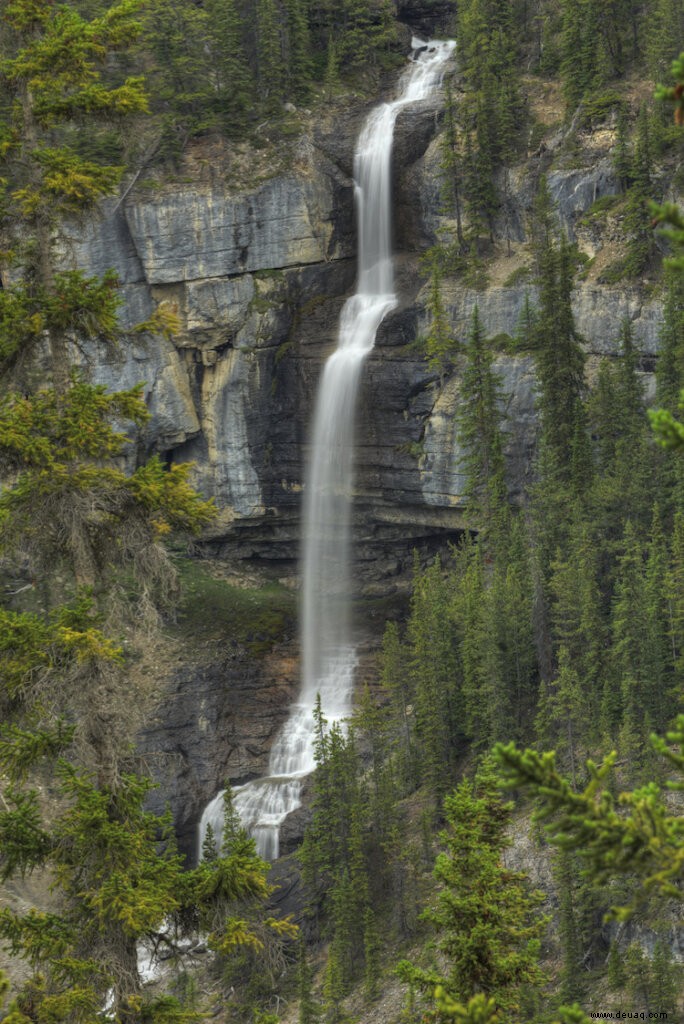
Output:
left=62, top=53, right=675, bottom=852
left=69, top=65, right=668, bottom=599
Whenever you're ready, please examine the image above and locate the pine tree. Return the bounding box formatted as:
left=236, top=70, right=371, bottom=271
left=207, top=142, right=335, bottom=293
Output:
left=255, top=0, right=287, bottom=109
left=655, top=270, right=684, bottom=410
left=323, top=943, right=346, bottom=1023
left=440, top=79, right=466, bottom=250
left=379, top=620, right=416, bottom=788
left=554, top=850, right=583, bottom=1002
left=588, top=320, right=656, bottom=551
left=623, top=104, right=655, bottom=278
left=607, top=939, right=625, bottom=989
left=407, top=555, right=462, bottom=799
left=204, top=0, right=255, bottom=132
left=609, top=514, right=672, bottom=753
left=546, top=516, right=606, bottom=752
left=0, top=4, right=228, bottom=1014
left=613, top=105, right=631, bottom=192
left=494, top=715, right=684, bottom=919
left=456, top=305, right=508, bottom=527
left=397, top=764, right=548, bottom=1020
left=298, top=940, right=322, bottom=1024
left=534, top=234, right=587, bottom=485
left=284, top=0, right=313, bottom=100
left=560, top=0, right=599, bottom=111
left=425, top=260, right=456, bottom=378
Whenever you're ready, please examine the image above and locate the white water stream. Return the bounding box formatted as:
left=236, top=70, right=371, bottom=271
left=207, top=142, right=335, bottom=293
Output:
left=199, top=37, right=455, bottom=863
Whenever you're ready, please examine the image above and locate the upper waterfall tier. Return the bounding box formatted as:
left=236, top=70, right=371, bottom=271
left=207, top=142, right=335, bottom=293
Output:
left=301, top=36, right=455, bottom=702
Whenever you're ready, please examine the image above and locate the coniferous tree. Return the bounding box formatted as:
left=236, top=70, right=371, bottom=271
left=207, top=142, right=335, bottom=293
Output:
left=407, top=555, right=462, bottom=799
left=298, top=940, right=322, bottom=1024
left=613, top=105, right=632, bottom=192
left=560, top=0, right=599, bottom=110
left=534, top=234, right=587, bottom=486
left=655, top=270, right=684, bottom=410
left=623, top=104, right=656, bottom=278
left=379, top=620, right=416, bottom=789
left=425, top=260, right=456, bottom=377
left=284, top=0, right=313, bottom=99
left=204, top=0, right=255, bottom=132
left=554, top=850, right=583, bottom=1002
left=255, top=0, right=287, bottom=109
left=456, top=305, right=508, bottom=528
left=440, top=79, right=466, bottom=250
left=397, top=764, right=548, bottom=1020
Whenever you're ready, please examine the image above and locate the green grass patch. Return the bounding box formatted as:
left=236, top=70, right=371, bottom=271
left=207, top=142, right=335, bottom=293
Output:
left=172, top=557, right=295, bottom=654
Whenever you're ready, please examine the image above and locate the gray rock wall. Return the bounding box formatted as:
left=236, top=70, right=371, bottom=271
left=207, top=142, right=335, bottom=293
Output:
left=67, top=53, right=667, bottom=585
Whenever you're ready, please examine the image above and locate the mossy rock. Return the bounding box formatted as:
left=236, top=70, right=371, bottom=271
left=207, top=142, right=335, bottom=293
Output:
left=172, top=557, right=295, bottom=654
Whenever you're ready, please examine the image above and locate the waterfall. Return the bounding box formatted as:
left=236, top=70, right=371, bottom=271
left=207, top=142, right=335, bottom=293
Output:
left=199, top=37, right=455, bottom=863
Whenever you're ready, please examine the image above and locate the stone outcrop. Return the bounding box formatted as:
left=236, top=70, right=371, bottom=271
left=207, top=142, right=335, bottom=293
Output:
left=69, top=52, right=667, bottom=592
left=63, top=48, right=674, bottom=848
left=139, top=641, right=299, bottom=861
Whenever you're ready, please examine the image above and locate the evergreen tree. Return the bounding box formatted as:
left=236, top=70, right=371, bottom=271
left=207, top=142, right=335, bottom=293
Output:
left=298, top=940, right=322, bottom=1024
left=284, top=0, right=313, bottom=100
left=544, top=516, right=606, bottom=754
left=613, top=105, right=632, bottom=192
left=456, top=305, right=508, bottom=527
left=440, top=79, right=466, bottom=250
left=588, top=319, right=653, bottom=542
left=494, top=714, right=684, bottom=918
left=379, top=620, right=416, bottom=788
left=204, top=0, right=255, bottom=131
left=623, top=104, right=656, bottom=278
left=407, top=555, right=462, bottom=799
left=655, top=270, right=684, bottom=410
left=425, top=260, right=456, bottom=378
left=255, top=0, right=287, bottom=108
left=397, top=764, right=548, bottom=1020
left=560, top=0, right=599, bottom=110
left=554, top=850, right=583, bottom=1001
left=534, top=234, right=587, bottom=486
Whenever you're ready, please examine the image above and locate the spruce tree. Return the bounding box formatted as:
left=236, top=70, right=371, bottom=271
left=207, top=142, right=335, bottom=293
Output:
left=425, top=260, right=456, bottom=378
left=534, top=234, right=587, bottom=485
left=379, top=620, right=416, bottom=788
left=255, top=0, right=287, bottom=109
left=407, top=555, right=462, bottom=799
left=456, top=305, right=508, bottom=527
left=397, top=764, right=548, bottom=1020
left=298, top=940, right=322, bottom=1024
left=623, top=104, right=656, bottom=278
left=655, top=270, right=684, bottom=410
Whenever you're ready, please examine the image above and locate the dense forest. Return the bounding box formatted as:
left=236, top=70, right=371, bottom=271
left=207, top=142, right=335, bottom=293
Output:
left=0, top=0, right=683, bottom=1022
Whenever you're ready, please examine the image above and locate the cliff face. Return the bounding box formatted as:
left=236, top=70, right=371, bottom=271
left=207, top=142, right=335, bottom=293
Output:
left=70, top=73, right=666, bottom=595
left=62, top=59, right=672, bottom=848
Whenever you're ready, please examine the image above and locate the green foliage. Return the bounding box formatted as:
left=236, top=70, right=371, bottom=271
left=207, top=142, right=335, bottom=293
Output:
left=533, top=232, right=587, bottom=486
left=397, top=764, right=548, bottom=1020
left=0, top=0, right=147, bottom=238
left=173, top=559, right=294, bottom=652
left=456, top=305, right=508, bottom=525
left=425, top=260, right=456, bottom=376
left=0, top=382, right=214, bottom=588
left=494, top=715, right=684, bottom=917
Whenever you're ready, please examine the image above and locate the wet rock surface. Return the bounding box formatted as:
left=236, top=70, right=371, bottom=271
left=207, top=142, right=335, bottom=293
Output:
left=138, top=642, right=299, bottom=863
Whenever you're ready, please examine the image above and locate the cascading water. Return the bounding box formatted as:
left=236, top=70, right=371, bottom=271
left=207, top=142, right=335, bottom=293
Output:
left=199, top=37, right=455, bottom=862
